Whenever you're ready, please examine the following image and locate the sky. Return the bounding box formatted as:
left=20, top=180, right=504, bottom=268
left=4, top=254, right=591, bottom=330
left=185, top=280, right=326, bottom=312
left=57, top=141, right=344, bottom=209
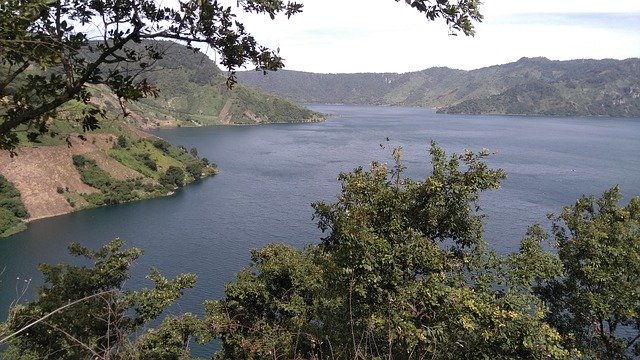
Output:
left=218, top=0, right=640, bottom=74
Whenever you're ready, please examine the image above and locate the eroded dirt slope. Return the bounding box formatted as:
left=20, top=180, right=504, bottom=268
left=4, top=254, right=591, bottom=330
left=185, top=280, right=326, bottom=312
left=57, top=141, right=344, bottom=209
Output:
left=0, top=134, right=146, bottom=221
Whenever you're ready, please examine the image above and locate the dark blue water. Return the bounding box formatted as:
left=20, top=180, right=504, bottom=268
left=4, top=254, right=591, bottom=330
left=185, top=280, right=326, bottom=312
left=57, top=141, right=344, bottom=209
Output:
left=1, top=105, right=639, bottom=352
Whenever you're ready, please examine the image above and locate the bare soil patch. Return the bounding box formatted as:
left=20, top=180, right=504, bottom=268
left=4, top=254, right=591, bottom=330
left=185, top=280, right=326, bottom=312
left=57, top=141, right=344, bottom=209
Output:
left=0, top=135, right=147, bottom=221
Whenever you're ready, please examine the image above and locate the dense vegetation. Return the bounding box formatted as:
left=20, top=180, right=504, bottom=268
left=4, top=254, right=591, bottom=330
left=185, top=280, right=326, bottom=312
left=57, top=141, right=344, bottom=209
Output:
left=0, top=175, right=28, bottom=236
left=71, top=138, right=216, bottom=208
left=237, top=57, right=640, bottom=117
left=2, top=144, right=638, bottom=359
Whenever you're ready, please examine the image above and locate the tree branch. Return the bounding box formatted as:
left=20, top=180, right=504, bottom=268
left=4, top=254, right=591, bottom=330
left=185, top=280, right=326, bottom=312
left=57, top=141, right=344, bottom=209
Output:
left=0, top=62, right=29, bottom=93
left=0, top=25, right=141, bottom=137
left=0, top=289, right=117, bottom=343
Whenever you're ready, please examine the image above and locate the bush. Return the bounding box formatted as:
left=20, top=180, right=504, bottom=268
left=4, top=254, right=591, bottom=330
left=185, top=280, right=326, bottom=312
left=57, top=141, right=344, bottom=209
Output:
left=1, top=240, right=196, bottom=359
left=0, top=207, right=23, bottom=235
left=116, top=135, right=128, bottom=148
left=135, top=153, right=157, bottom=171
left=74, top=155, right=157, bottom=206
left=0, top=175, right=28, bottom=219
left=56, top=186, right=65, bottom=194
left=207, top=144, right=571, bottom=360
left=537, top=187, right=640, bottom=358
left=0, top=176, right=20, bottom=198
left=72, top=154, right=86, bottom=167
left=152, top=138, right=170, bottom=153
left=0, top=198, right=28, bottom=218
left=185, top=161, right=204, bottom=179
left=159, top=166, right=184, bottom=189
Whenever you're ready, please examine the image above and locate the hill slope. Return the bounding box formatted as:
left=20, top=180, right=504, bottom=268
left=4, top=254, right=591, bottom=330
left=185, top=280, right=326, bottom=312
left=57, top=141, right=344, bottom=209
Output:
left=236, top=57, right=640, bottom=117
left=0, top=121, right=217, bottom=237
left=0, top=40, right=329, bottom=237
left=99, top=41, right=323, bottom=128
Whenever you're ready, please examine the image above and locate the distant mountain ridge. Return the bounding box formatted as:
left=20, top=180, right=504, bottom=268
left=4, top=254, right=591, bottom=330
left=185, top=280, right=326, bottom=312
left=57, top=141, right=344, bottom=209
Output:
left=236, top=57, right=640, bottom=117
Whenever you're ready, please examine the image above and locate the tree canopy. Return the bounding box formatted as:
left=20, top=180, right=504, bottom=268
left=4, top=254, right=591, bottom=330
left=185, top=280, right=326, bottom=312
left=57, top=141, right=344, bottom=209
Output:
left=0, top=239, right=201, bottom=359
left=206, top=144, right=571, bottom=359
left=0, top=0, right=482, bottom=150
left=537, top=187, right=640, bottom=358
left=1, top=144, right=638, bottom=358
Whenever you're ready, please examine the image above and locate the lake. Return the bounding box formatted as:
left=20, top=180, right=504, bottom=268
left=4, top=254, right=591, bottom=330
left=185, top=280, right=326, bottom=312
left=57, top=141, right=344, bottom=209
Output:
left=1, top=104, right=639, bottom=348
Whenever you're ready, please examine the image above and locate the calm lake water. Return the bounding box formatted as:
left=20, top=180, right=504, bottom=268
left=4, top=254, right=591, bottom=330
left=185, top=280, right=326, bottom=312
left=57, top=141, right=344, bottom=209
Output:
left=1, top=105, right=639, bottom=347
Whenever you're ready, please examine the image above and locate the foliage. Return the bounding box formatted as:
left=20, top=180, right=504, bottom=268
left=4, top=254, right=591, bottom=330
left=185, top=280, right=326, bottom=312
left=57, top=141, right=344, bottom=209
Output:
left=185, top=161, right=205, bottom=180
left=1, top=239, right=197, bottom=359
left=109, top=138, right=215, bottom=181
left=0, top=208, right=26, bottom=238
left=70, top=139, right=215, bottom=209
left=536, top=187, right=640, bottom=359
left=206, top=243, right=324, bottom=359
left=3, top=142, right=639, bottom=358
left=206, top=143, right=571, bottom=359
left=136, top=153, right=158, bottom=172
left=116, top=135, right=128, bottom=149
left=152, top=138, right=171, bottom=154
left=0, top=175, right=28, bottom=236
left=72, top=154, right=165, bottom=206
left=160, top=166, right=185, bottom=189
left=135, top=313, right=210, bottom=360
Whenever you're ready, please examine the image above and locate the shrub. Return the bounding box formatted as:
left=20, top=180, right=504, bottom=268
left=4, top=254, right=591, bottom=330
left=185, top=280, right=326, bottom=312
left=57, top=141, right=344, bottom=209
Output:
left=0, top=177, right=20, bottom=198
left=0, top=207, right=23, bottom=235
left=0, top=175, right=28, bottom=219
left=72, top=154, right=86, bottom=167
left=135, top=153, right=157, bottom=171
left=185, top=161, right=204, bottom=179
left=116, top=135, right=128, bottom=148
left=0, top=198, right=28, bottom=218
left=152, top=138, right=170, bottom=153
left=159, top=166, right=184, bottom=189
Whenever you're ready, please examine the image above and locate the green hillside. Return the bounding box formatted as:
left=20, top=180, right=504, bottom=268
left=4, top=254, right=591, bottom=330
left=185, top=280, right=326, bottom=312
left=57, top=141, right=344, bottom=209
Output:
left=236, top=57, right=640, bottom=117
left=101, top=41, right=323, bottom=127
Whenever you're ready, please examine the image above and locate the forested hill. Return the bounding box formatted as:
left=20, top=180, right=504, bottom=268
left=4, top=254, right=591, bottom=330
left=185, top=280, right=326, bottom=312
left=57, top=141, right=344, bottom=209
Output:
left=236, top=57, right=640, bottom=117
left=94, top=41, right=322, bottom=127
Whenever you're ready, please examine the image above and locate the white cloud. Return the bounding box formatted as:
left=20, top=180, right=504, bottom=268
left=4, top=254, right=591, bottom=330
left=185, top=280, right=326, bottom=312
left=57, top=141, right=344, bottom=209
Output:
left=217, top=0, right=640, bottom=73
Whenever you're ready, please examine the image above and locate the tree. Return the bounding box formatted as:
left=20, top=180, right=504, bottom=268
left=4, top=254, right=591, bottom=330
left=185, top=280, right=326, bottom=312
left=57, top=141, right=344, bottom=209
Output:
left=160, top=166, right=185, bottom=189
left=0, top=0, right=482, bottom=150
left=185, top=161, right=204, bottom=179
left=206, top=144, right=570, bottom=359
left=536, top=187, right=640, bottom=359
left=0, top=239, right=199, bottom=359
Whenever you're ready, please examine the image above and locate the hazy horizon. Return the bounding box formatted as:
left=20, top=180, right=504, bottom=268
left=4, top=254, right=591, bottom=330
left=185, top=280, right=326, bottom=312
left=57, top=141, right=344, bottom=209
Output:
left=215, top=0, right=640, bottom=74
left=234, top=55, right=640, bottom=75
